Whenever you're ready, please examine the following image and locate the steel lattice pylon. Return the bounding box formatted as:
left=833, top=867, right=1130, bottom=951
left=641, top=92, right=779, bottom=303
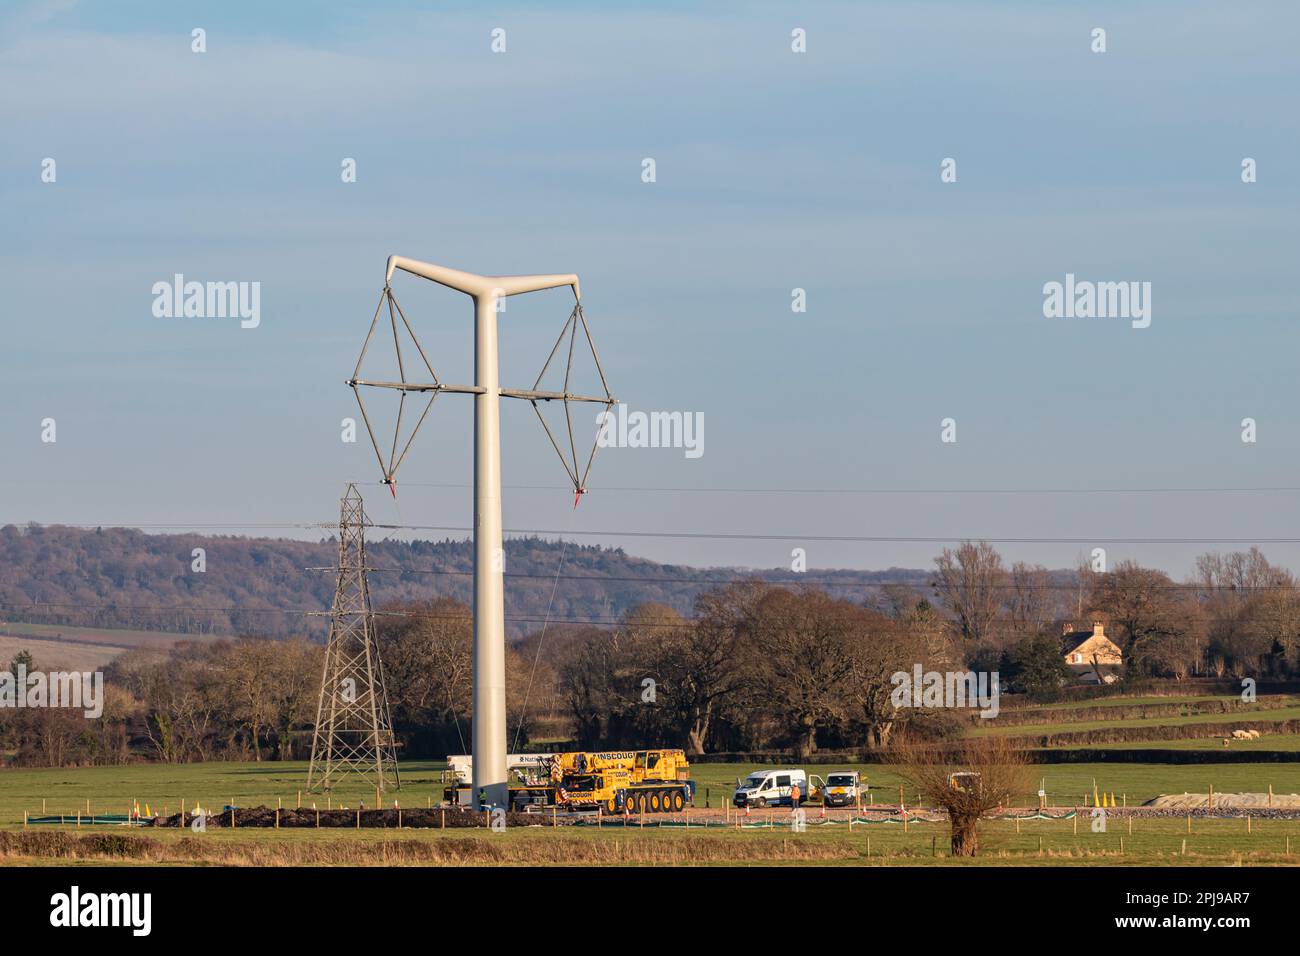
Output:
left=306, top=484, right=400, bottom=793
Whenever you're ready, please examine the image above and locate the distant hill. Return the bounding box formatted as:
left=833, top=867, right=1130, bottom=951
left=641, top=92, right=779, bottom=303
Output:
left=0, top=523, right=931, bottom=640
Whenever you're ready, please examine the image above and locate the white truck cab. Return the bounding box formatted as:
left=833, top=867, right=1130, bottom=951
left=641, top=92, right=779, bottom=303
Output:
left=821, top=770, right=862, bottom=807
left=733, top=768, right=812, bottom=808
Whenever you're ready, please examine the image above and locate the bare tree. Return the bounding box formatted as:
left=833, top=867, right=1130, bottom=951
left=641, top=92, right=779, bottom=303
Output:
left=556, top=625, right=638, bottom=749
left=265, top=638, right=322, bottom=760
left=1090, top=561, right=1189, bottom=677
left=1195, top=549, right=1296, bottom=676
left=745, top=588, right=857, bottom=760
left=226, top=638, right=280, bottom=760
left=932, top=541, right=1007, bottom=643
left=843, top=611, right=921, bottom=750
left=890, top=734, right=1031, bottom=857
left=636, top=599, right=741, bottom=755
left=1073, top=553, right=1097, bottom=621
left=1006, top=562, right=1054, bottom=638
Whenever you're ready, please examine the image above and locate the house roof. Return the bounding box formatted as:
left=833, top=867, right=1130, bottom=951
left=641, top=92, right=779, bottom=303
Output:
left=1061, top=632, right=1091, bottom=653
left=1060, top=621, right=1121, bottom=655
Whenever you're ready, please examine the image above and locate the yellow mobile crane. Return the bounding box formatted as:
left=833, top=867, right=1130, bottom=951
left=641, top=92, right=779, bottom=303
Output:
left=443, top=749, right=696, bottom=812
left=548, top=749, right=695, bottom=814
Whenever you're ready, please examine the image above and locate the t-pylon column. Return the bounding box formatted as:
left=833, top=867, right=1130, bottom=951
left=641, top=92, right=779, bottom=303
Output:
left=358, top=256, right=605, bottom=812
left=473, top=290, right=508, bottom=811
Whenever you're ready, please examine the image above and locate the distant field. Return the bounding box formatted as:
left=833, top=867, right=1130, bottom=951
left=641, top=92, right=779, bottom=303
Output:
left=976, top=704, right=1300, bottom=739
left=1059, top=735, right=1300, bottom=752
left=0, top=621, right=203, bottom=650
left=0, top=621, right=208, bottom=670
left=0, top=635, right=124, bottom=671
left=1010, top=695, right=1220, bottom=711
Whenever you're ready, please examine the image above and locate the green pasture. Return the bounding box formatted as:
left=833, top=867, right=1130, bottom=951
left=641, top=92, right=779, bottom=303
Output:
left=4, top=759, right=1300, bottom=824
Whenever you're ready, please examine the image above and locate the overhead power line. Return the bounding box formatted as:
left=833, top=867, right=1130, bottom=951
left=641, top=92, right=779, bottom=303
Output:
left=11, top=479, right=1300, bottom=495
left=322, top=566, right=1300, bottom=593
left=354, top=481, right=1300, bottom=496
left=12, top=520, right=1300, bottom=546
left=0, top=600, right=687, bottom=629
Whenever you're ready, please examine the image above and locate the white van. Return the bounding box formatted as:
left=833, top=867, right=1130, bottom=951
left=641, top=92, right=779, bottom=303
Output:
left=733, top=769, right=812, bottom=808
left=822, top=770, right=862, bottom=807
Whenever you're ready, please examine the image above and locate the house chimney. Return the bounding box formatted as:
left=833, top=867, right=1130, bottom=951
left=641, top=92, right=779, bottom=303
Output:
left=1062, top=622, right=1073, bottom=637
left=1092, top=621, right=1104, bottom=638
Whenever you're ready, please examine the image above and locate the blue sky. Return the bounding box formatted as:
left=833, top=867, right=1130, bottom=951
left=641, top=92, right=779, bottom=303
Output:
left=2, top=0, right=1298, bottom=577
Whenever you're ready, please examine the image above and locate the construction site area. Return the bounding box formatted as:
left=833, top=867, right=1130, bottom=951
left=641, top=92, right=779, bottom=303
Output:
left=4, top=750, right=1300, bottom=867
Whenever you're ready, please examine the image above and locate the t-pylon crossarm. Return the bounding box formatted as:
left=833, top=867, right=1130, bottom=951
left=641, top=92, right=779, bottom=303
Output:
left=385, top=255, right=581, bottom=302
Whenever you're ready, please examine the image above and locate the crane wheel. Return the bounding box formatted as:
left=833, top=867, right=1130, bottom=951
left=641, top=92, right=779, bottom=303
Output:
left=671, top=791, right=685, bottom=812
left=606, top=797, right=618, bottom=814
left=649, top=792, right=661, bottom=812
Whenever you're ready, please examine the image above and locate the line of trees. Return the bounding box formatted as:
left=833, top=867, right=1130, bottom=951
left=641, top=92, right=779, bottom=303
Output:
left=4, top=544, right=1300, bottom=767
left=932, top=543, right=1300, bottom=681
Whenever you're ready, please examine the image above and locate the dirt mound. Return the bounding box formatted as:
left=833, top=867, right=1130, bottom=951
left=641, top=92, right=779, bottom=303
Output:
left=1145, top=792, right=1300, bottom=809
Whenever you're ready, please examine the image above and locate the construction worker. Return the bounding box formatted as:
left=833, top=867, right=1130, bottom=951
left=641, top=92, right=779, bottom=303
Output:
left=791, top=781, right=801, bottom=810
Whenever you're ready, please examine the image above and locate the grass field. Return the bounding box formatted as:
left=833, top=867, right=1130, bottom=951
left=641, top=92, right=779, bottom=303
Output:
left=3, top=680, right=1300, bottom=866
left=4, top=814, right=1299, bottom=867
left=9, top=759, right=1300, bottom=823
left=976, top=703, right=1300, bottom=739
left=2, top=759, right=1300, bottom=866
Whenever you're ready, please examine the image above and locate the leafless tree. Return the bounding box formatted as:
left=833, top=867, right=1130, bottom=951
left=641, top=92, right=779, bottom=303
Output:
left=844, top=611, right=922, bottom=750
left=1194, top=549, right=1297, bottom=676
left=932, top=541, right=1007, bottom=643
left=1073, top=553, right=1097, bottom=621
left=890, top=733, right=1031, bottom=857
left=745, top=588, right=858, bottom=760
left=1090, top=561, right=1188, bottom=677
left=1006, top=562, right=1054, bottom=638
left=636, top=599, right=740, bottom=755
